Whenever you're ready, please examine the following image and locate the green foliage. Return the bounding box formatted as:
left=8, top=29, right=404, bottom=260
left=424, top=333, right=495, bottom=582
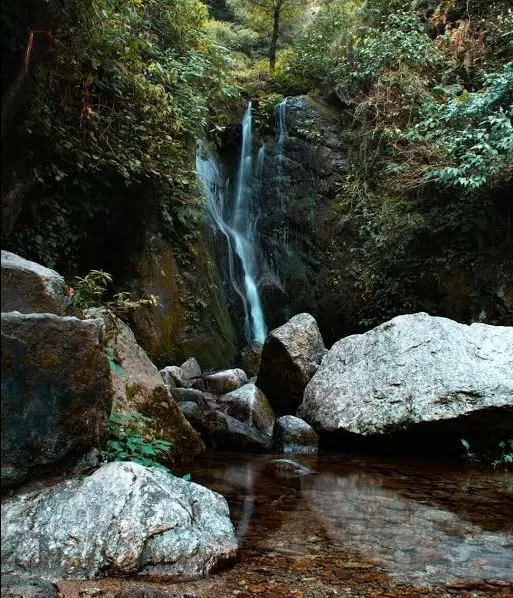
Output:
left=226, top=0, right=311, bottom=71
left=404, top=64, right=513, bottom=190
left=281, top=0, right=512, bottom=195
left=460, top=438, right=513, bottom=471
left=253, top=92, right=284, bottom=132
left=101, top=409, right=173, bottom=471
left=3, top=0, right=238, bottom=274
left=73, top=269, right=159, bottom=314
left=277, top=0, right=360, bottom=92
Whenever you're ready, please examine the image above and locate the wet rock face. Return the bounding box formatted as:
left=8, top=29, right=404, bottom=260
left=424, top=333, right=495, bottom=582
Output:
left=298, top=313, right=513, bottom=450
left=256, top=313, right=326, bottom=415
left=238, top=342, right=263, bottom=379
left=253, top=96, right=348, bottom=335
left=1, top=250, right=73, bottom=316
left=273, top=415, right=318, bottom=454
left=1, top=461, right=239, bottom=581
left=1, top=313, right=112, bottom=488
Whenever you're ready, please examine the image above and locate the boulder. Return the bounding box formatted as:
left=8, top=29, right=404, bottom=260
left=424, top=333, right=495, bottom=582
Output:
left=1, top=461, right=239, bottom=580
left=256, top=313, right=326, bottom=415
left=0, top=574, right=59, bottom=598
left=204, top=369, right=249, bottom=395
left=158, top=366, right=177, bottom=390
left=98, top=312, right=204, bottom=458
left=180, top=357, right=202, bottom=380
left=272, top=415, right=318, bottom=453
left=207, top=411, right=273, bottom=451
left=1, top=312, right=112, bottom=487
left=170, top=387, right=207, bottom=405
left=238, top=342, right=263, bottom=379
left=179, top=401, right=209, bottom=432
left=1, top=250, right=73, bottom=316
left=217, top=383, right=275, bottom=436
left=159, top=359, right=203, bottom=392
left=159, top=365, right=187, bottom=388
left=298, top=313, right=513, bottom=452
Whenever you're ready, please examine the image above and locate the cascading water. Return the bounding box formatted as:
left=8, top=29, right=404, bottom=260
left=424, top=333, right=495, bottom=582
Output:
left=196, top=104, right=267, bottom=344
left=274, top=97, right=290, bottom=243
left=276, top=97, right=288, bottom=145
left=196, top=141, right=246, bottom=312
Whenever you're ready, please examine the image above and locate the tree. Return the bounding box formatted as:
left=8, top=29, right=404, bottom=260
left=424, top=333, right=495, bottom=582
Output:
left=228, top=0, right=310, bottom=73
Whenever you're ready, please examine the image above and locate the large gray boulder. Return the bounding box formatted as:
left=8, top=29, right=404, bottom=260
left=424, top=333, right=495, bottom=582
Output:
left=1, top=312, right=112, bottom=487
left=298, top=313, right=513, bottom=449
left=1, top=250, right=73, bottom=316
left=1, top=461, right=239, bottom=580
left=256, top=313, right=326, bottom=415
left=217, top=383, right=275, bottom=436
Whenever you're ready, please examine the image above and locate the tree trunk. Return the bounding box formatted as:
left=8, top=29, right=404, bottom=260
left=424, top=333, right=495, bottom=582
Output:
left=269, top=3, right=281, bottom=74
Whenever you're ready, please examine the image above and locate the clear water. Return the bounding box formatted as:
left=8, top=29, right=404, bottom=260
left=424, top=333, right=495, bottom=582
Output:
left=180, top=451, right=513, bottom=591
left=61, top=452, right=513, bottom=597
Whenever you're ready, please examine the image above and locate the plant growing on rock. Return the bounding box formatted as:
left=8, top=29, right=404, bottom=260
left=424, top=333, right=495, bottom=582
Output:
left=72, top=269, right=159, bottom=315
left=101, top=408, right=173, bottom=472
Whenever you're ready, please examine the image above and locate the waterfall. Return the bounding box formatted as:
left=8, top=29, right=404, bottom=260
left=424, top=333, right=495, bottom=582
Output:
left=275, top=97, right=289, bottom=242
left=196, top=104, right=267, bottom=345
left=276, top=98, right=288, bottom=144
left=195, top=142, right=246, bottom=312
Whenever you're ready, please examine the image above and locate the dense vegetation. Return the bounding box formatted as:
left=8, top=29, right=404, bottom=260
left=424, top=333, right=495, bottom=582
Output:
left=2, top=0, right=512, bottom=334
left=1, top=0, right=237, bottom=275
left=274, top=0, right=513, bottom=326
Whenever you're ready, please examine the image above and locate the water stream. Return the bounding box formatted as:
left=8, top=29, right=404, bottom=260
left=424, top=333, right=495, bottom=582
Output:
left=196, top=104, right=267, bottom=344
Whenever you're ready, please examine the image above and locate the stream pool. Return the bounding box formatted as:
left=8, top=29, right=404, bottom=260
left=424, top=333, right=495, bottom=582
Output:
left=59, top=451, right=513, bottom=597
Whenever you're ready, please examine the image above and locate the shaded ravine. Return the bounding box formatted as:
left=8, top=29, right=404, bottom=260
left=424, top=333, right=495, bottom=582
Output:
left=58, top=452, right=513, bottom=597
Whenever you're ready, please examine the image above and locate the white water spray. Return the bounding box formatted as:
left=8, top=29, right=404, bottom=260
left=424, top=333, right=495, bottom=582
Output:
left=195, top=103, right=267, bottom=344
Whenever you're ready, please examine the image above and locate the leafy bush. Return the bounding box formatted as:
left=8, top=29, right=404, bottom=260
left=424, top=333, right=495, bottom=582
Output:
left=3, top=0, right=238, bottom=274
left=72, top=269, right=159, bottom=314
left=460, top=438, right=513, bottom=471
left=101, top=410, right=173, bottom=472
left=404, top=63, right=513, bottom=190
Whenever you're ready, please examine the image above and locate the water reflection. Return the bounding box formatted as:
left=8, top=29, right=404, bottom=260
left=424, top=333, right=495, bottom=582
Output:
left=302, top=470, right=512, bottom=586
left=184, top=452, right=513, bottom=589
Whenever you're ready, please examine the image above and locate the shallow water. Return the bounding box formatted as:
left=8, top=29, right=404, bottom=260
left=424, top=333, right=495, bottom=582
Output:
left=59, top=451, right=513, bottom=597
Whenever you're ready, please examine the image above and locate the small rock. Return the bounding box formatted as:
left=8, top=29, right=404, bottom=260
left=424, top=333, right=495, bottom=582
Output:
left=0, top=574, right=59, bottom=598
left=79, top=589, right=104, bottom=597
left=273, top=415, right=318, bottom=453
left=265, top=458, right=314, bottom=477
left=204, top=369, right=249, bottom=395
